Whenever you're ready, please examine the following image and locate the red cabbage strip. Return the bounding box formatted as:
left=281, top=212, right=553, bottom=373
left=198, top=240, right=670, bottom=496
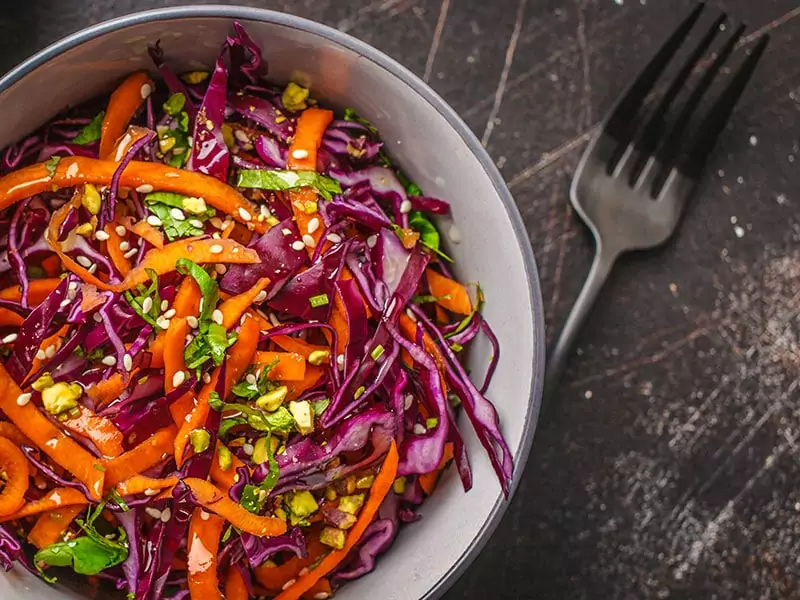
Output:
left=147, top=42, right=197, bottom=122
left=21, top=445, right=93, bottom=499
left=409, top=195, right=450, bottom=215
left=2, top=135, right=42, bottom=172
left=37, top=143, right=97, bottom=161
left=116, top=510, right=142, bottom=598
left=446, top=409, right=473, bottom=492
left=8, top=198, right=30, bottom=307
left=330, top=167, right=410, bottom=229
left=0, top=524, right=22, bottom=572
left=390, top=370, right=409, bottom=447
left=227, top=94, right=295, bottom=142
left=227, top=22, right=263, bottom=87
left=344, top=250, right=381, bottom=314
left=410, top=304, right=513, bottom=496
left=254, top=134, right=287, bottom=168
left=104, top=130, right=156, bottom=224
left=479, top=317, right=500, bottom=394
left=335, top=278, right=369, bottom=377
left=240, top=527, right=307, bottom=568
left=333, top=341, right=400, bottom=421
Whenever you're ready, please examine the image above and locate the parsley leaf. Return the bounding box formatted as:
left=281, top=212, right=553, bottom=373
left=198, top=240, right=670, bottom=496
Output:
left=72, top=112, right=105, bottom=145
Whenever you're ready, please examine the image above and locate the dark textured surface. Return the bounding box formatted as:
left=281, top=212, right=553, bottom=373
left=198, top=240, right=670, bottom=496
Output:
left=2, top=1, right=800, bottom=599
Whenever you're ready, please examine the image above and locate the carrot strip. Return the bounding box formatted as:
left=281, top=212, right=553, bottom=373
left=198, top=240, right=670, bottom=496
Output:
left=28, top=324, right=69, bottom=376
left=115, top=474, right=178, bottom=497
left=0, top=437, right=29, bottom=516
left=164, top=317, right=189, bottom=394
left=274, top=441, right=399, bottom=600
left=302, top=580, right=332, bottom=600
left=61, top=405, right=125, bottom=458
left=210, top=442, right=247, bottom=492
left=287, top=108, right=333, bottom=172
left=288, top=188, right=328, bottom=255
left=0, top=488, right=89, bottom=523
left=1, top=157, right=266, bottom=232
left=425, top=269, right=472, bottom=316
left=329, top=300, right=348, bottom=356
left=99, top=72, right=153, bottom=159
left=174, top=315, right=260, bottom=466
left=41, top=255, right=63, bottom=277
left=28, top=505, right=84, bottom=549
left=85, top=372, right=127, bottom=407
left=254, top=351, right=306, bottom=381
left=183, top=478, right=287, bottom=537
left=0, top=309, right=23, bottom=327
left=270, top=336, right=329, bottom=362
left=103, top=222, right=133, bottom=275
left=254, top=538, right=327, bottom=591
left=218, top=277, right=270, bottom=330
left=0, top=278, right=61, bottom=304
left=174, top=276, right=202, bottom=318
left=0, top=364, right=105, bottom=499
left=225, top=564, right=249, bottom=600
left=125, top=217, right=165, bottom=249
left=0, top=422, right=32, bottom=447
left=187, top=508, right=224, bottom=600
left=149, top=331, right=166, bottom=369
left=102, top=425, right=176, bottom=490
left=419, top=441, right=454, bottom=495
left=286, top=365, right=325, bottom=400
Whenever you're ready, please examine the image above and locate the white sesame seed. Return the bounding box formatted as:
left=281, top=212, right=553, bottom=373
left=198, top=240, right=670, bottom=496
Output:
left=59, top=298, right=71, bottom=309
left=145, top=507, right=162, bottom=520
left=172, top=370, right=186, bottom=388
left=367, top=235, right=377, bottom=248
left=136, top=184, right=154, bottom=194
left=16, top=393, right=31, bottom=406
left=215, top=264, right=227, bottom=275
left=94, top=230, right=110, bottom=241
left=404, top=394, right=414, bottom=410
left=163, top=308, right=176, bottom=319
left=413, top=423, right=426, bottom=435
left=232, top=247, right=239, bottom=253
left=119, top=241, right=131, bottom=252
left=238, top=207, right=252, bottom=222
left=170, top=208, right=186, bottom=221
left=291, top=240, right=305, bottom=251
left=400, top=199, right=412, bottom=214
left=185, top=334, right=193, bottom=343
left=313, top=593, right=330, bottom=600
left=242, top=443, right=254, bottom=456
left=93, top=313, right=103, bottom=323
left=209, top=244, right=224, bottom=254
left=245, top=373, right=257, bottom=385
left=291, top=149, right=309, bottom=160
left=68, top=281, right=78, bottom=292
left=158, top=300, right=167, bottom=312
left=200, top=510, right=210, bottom=521
left=269, top=313, right=281, bottom=327
left=448, top=224, right=462, bottom=244
left=76, top=255, right=93, bottom=268
left=327, top=233, right=342, bottom=244
left=144, top=488, right=158, bottom=496
left=254, top=290, right=267, bottom=303
left=45, top=345, right=56, bottom=359
left=185, top=413, right=192, bottom=422
left=302, top=234, right=315, bottom=248
left=36, top=349, right=46, bottom=361
left=156, top=317, right=171, bottom=330
left=202, top=372, right=212, bottom=384
left=140, top=83, right=152, bottom=100
left=209, top=217, right=224, bottom=230
left=307, top=217, right=320, bottom=234
left=260, top=204, right=270, bottom=217
left=2, top=333, right=17, bottom=344
left=124, top=248, right=138, bottom=259
left=115, top=225, right=127, bottom=236
left=146, top=215, right=162, bottom=227
left=88, top=263, right=98, bottom=274
left=234, top=129, right=250, bottom=143
left=123, top=353, right=133, bottom=371
left=212, top=309, right=223, bottom=325
left=282, top=579, right=297, bottom=591
left=282, top=228, right=292, bottom=236
left=160, top=507, right=172, bottom=522
left=142, top=297, right=153, bottom=313
left=102, top=356, right=117, bottom=367
left=187, top=316, right=199, bottom=329
left=189, top=219, right=204, bottom=229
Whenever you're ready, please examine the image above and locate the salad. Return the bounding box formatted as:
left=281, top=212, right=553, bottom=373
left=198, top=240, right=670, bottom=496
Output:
left=0, top=23, right=513, bottom=600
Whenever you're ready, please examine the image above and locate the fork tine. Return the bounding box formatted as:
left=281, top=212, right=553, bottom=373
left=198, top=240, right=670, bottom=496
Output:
left=604, top=2, right=705, bottom=171
left=678, top=35, right=770, bottom=181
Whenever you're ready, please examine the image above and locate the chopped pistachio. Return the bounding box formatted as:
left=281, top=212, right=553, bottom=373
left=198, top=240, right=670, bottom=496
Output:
left=355, top=475, right=375, bottom=490
left=307, top=350, right=330, bottom=366
left=392, top=477, right=407, bottom=495
left=158, top=136, right=176, bottom=153
left=31, top=372, right=55, bottom=392
left=345, top=476, right=357, bottom=495
left=189, top=429, right=211, bottom=453
left=336, top=512, right=357, bottom=530
left=282, top=82, right=310, bottom=112
left=252, top=436, right=269, bottom=465
left=286, top=490, right=319, bottom=518
left=274, top=507, right=287, bottom=522
left=75, top=223, right=94, bottom=237
left=255, top=386, right=288, bottom=412
left=338, top=494, right=364, bottom=515
left=221, top=124, right=235, bottom=149
left=303, top=200, right=318, bottom=214
left=181, top=71, right=210, bottom=85
left=289, top=400, right=314, bottom=435
left=41, top=382, right=82, bottom=416
left=266, top=215, right=280, bottom=227
left=324, top=487, right=337, bottom=502
left=217, top=444, right=233, bottom=472
left=182, top=196, right=208, bottom=215
left=82, top=184, right=102, bottom=215
left=319, top=527, right=346, bottom=550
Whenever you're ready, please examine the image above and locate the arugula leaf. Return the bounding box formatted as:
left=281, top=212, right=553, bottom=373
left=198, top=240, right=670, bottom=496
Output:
left=45, top=156, right=61, bottom=178
left=145, top=192, right=215, bottom=242
left=240, top=435, right=280, bottom=514
left=218, top=416, right=248, bottom=439
left=240, top=484, right=266, bottom=514
left=72, top=112, right=105, bottom=145
left=163, top=93, right=186, bottom=117
left=236, top=170, right=342, bottom=201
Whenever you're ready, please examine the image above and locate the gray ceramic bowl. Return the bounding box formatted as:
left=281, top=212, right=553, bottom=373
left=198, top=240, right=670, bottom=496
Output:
left=0, top=6, right=544, bottom=600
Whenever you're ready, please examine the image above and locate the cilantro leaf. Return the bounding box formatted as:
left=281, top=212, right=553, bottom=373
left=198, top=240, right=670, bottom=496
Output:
left=72, top=112, right=105, bottom=145
left=236, top=169, right=342, bottom=201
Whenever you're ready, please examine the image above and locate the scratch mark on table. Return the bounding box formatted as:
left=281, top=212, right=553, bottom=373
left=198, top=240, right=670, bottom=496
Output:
left=736, top=6, right=800, bottom=49
left=548, top=199, right=573, bottom=319
left=337, top=0, right=411, bottom=32
left=480, top=0, right=527, bottom=147
left=576, top=0, right=593, bottom=130
left=423, top=0, right=451, bottom=83
left=508, top=129, right=594, bottom=189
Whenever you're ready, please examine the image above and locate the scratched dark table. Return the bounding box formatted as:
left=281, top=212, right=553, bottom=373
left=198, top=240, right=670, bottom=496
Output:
left=2, top=0, right=800, bottom=598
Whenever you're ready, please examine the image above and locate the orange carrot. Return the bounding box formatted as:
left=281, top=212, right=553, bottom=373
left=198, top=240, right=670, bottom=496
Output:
left=183, top=478, right=287, bottom=537
left=85, top=372, right=127, bottom=407
left=28, top=324, right=69, bottom=376
left=0, top=422, right=32, bottom=447
left=102, top=425, right=176, bottom=490
left=329, top=299, right=348, bottom=356
left=106, top=125, right=152, bottom=164
left=28, top=505, right=85, bottom=549
left=254, top=538, right=327, bottom=591
left=149, top=331, right=166, bottom=369
left=275, top=441, right=399, bottom=600
left=288, top=188, right=327, bottom=254
left=99, top=72, right=153, bottom=159
left=287, top=108, right=333, bottom=172
left=419, top=441, right=454, bottom=495
left=0, top=278, right=60, bottom=304
left=0, top=437, right=29, bottom=516
left=103, top=222, right=133, bottom=275
left=115, top=474, right=178, bottom=497
left=302, top=580, right=332, bottom=600
left=164, top=317, right=189, bottom=394
left=61, top=405, right=125, bottom=458
left=0, top=309, right=23, bottom=327
left=218, top=277, right=270, bottom=330
left=174, top=276, right=202, bottom=318
left=425, top=269, right=472, bottom=316
left=0, top=364, right=105, bottom=499
left=254, top=351, right=306, bottom=381
left=286, top=365, right=325, bottom=400
left=187, top=508, right=225, bottom=600
left=125, top=217, right=165, bottom=249
left=40, top=255, right=63, bottom=277
left=0, top=157, right=266, bottom=233
left=225, top=564, right=249, bottom=600
left=0, top=488, right=89, bottom=523
left=210, top=442, right=248, bottom=492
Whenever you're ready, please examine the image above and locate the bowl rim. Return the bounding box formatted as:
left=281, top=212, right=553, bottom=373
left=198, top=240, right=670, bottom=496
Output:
left=0, top=6, right=546, bottom=599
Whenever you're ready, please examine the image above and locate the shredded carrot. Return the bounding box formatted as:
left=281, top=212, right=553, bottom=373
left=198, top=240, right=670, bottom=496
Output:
left=125, top=217, right=165, bottom=249
left=425, top=269, right=472, bottom=316
left=225, top=565, right=249, bottom=600
left=287, top=108, right=333, bottom=172
left=0, top=364, right=105, bottom=499
left=0, top=157, right=266, bottom=232
left=254, top=538, right=327, bottom=591
left=107, top=125, right=152, bottom=164
left=302, top=580, right=332, bottom=600
left=0, top=488, right=89, bottom=523
left=210, top=442, right=248, bottom=492
left=0, top=309, right=23, bottom=327
left=254, top=351, right=306, bottom=381
left=103, top=221, right=133, bottom=275
left=28, top=324, right=69, bottom=376
left=85, top=372, right=127, bottom=407
left=183, top=478, right=287, bottom=537
left=102, top=425, right=176, bottom=490
left=28, top=505, right=84, bottom=549
left=61, top=405, right=125, bottom=458
left=419, top=441, right=454, bottom=495
left=149, top=331, right=166, bottom=369
left=329, top=298, right=349, bottom=356
left=218, top=277, right=270, bottom=330
left=115, top=474, right=178, bottom=497
left=99, top=72, right=153, bottom=159
left=173, top=276, right=202, bottom=318
left=187, top=508, right=224, bottom=600
left=270, top=335, right=329, bottom=362
left=0, top=437, right=29, bottom=516
left=0, top=422, right=32, bottom=447
left=40, top=255, right=63, bottom=277
left=0, top=278, right=60, bottom=304
left=274, top=441, right=399, bottom=600
left=286, top=364, right=325, bottom=400
left=164, top=317, right=189, bottom=394
left=288, top=188, right=328, bottom=255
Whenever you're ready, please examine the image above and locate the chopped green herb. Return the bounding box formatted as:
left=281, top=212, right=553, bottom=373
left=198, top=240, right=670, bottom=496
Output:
left=343, top=108, right=378, bottom=136
left=163, top=93, right=187, bottom=116
left=72, top=112, right=105, bottom=145
left=44, top=156, right=61, bottom=178
left=370, top=345, right=385, bottom=361
left=426, top=417, right=439, bottom=429
left=450, top=342, right=464, bottom=353
left=209, top=392, right=295, bottom=434
left=354, top=385, right=366, bottom=400
left=145, top=192, right=215, bottom=241
left=310, top=397, right=330, bottom=417
left=236, top=169, right=342, bottom=201
left=309, top=293, right=329, bottom=308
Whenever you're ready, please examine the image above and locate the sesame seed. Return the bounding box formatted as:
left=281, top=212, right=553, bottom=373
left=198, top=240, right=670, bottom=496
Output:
left=88, top=263, right=98, bottom=274
left=238, top=207, right=252, bottom=222
left=302, top=234, right=315, bottom=248
left=327, top=233, right=342, bottom=244
left=254, top=290, right=267, bottom=303
left=187, top=316, right=199, bottom=329
left=215, top=264, right=227, bottom=275
left=242, top=443, right=254, bottom=456
left=172, top=371, right=186, bottom=388
left=136, top=184, right=154, bottom=194
left=144, top=488, right=158, bottom=496
left=16, top=393, right=31, bottom=406
left=260, top=204, right=270, bottom=217
left=269, top=313, right=281, bottom=327
left=170, top=208, right=186, bottom=221
left=212, top=309, right=223, bottom=325
left=157, top=317, right=171, bottom=330
left=142, top=297, right=153, bottom=313
left=102, top=356, right=117, bottom=366
left=140, top=83, right=152, bottom=99
left=145, top=507, right=162, bottom=520
left=189, top=219, right=204, bottom=228
left=367, top=235, right=377, bottom=248
left=209, top=217, right=224, bottom=229
left=119, top=241, right=131, bottom=252
left=209, top=244, right=224, bottom=254
left=298, top=567, right=309, bottom=577
left=307, top=217, right=320, bottom=234
left=160, top=507, right=172, bottom=522
left=337, top=354, right=345, bottom=367
left=282, top=579, right=297, bottom=591
left=146, top=215, right=163, bottom=227
left=291, top=240, right=305, bottom=251
left=161, top=300, right=169, bottom=311
left=200, top=510, right=210, bottom=521
left=202, top=372, right=212, bottom=384
left=68, top=281, right=78, bottom=292
left=2, top=333, right=17, bottom=344
left=400, top=199, right=412, bottom=214
left=291, top=149, right=309, bottom=160
left=281, top=228, right=292, bottom=236
left=123, top=353, right=133, bottom=371
left=245, top=374, right=257, bottom=385
left=94, top=230, right=110, bottom=241
left=123, top=248, right=138, bottom=259
left=76, top=255, right=93, bottom=268
left=115, top=225, right=127, bottom=236
left=93, top=313, right=103, bottom=323
left=185, top=413, right=192, bottom=422
left=163, top=308, right=176, bottom=319
left=413, top=423, right=426, bottom=435
left=36, top=349, right=46, bottom=361
left=313, top=593, right=330, bottom=600
left=45, top=345, right=56, bottom=359
left=165, top=172, right=180, bottom=178
left=185, top=334, right=193, bottom=343
left=234, top=129, right=250, bottom=143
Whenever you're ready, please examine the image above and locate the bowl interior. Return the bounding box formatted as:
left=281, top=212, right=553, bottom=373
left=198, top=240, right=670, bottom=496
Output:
left=0, top=9, right=543, bottom=600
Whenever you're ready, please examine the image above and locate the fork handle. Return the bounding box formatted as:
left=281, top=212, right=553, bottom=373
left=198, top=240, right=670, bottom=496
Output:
left=543, top=247, right=618, bottom=409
